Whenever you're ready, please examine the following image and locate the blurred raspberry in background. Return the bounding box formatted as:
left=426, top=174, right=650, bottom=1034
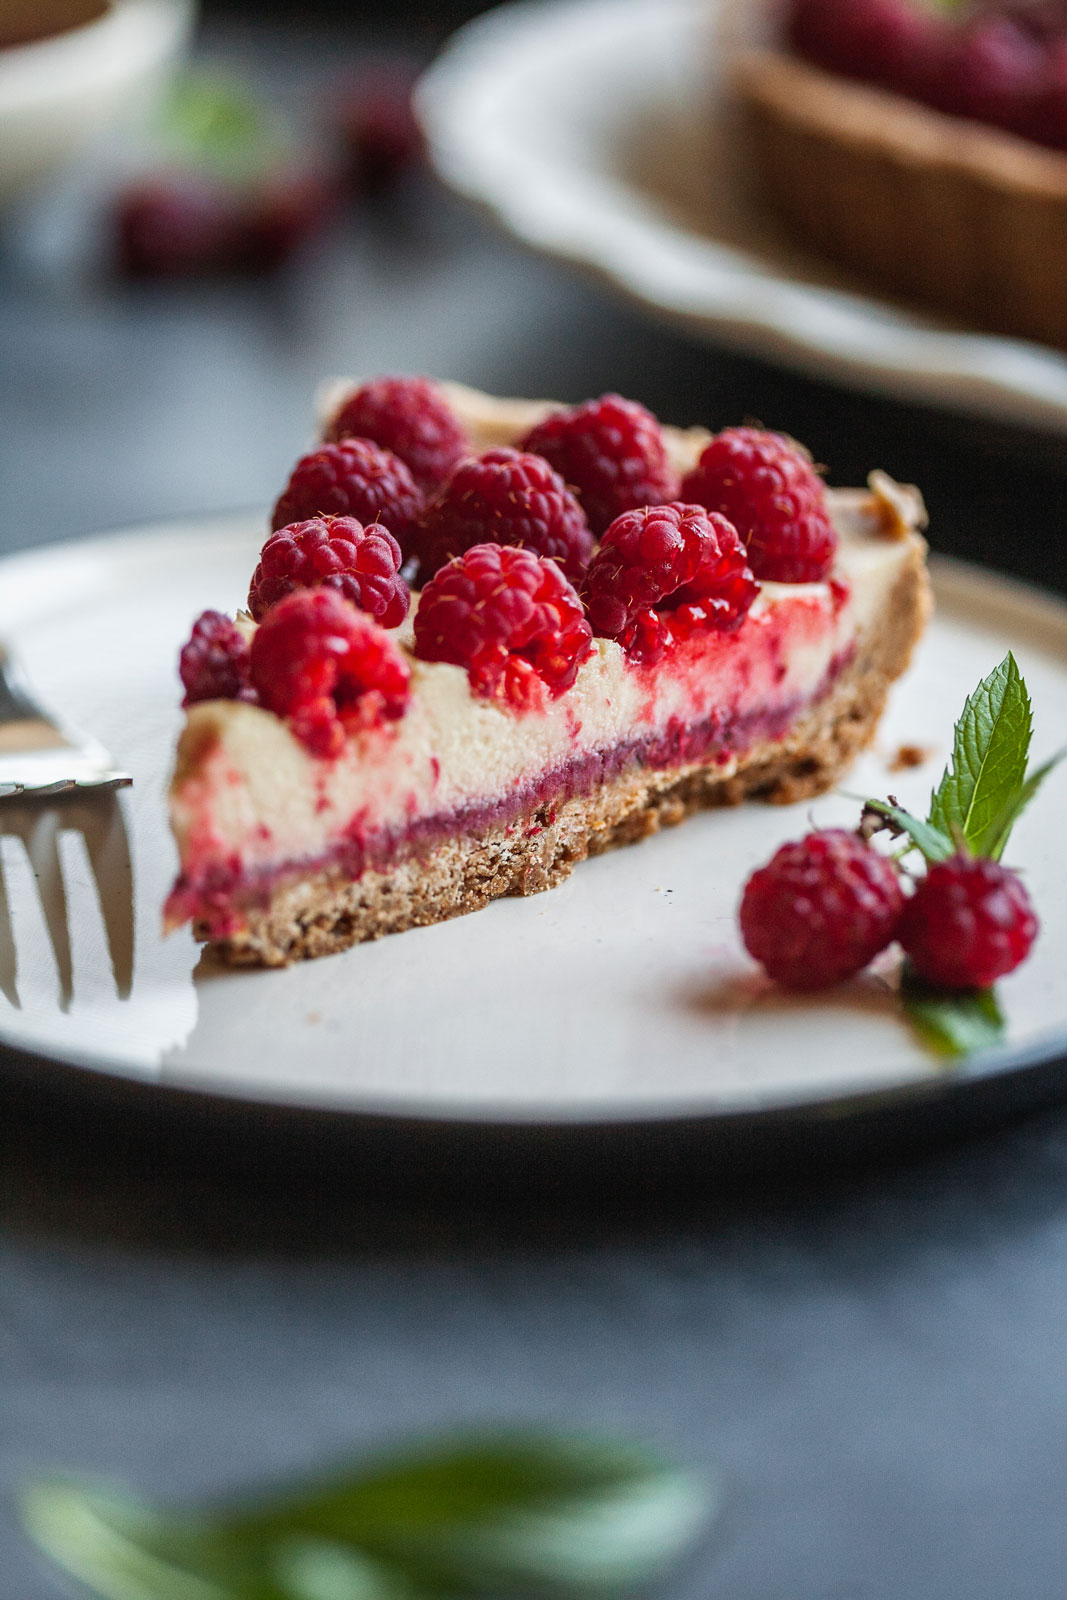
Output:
left=332, top=57, right=425, bottom=194
left=112, top=54, right=427, bottom=278
left=114, top=72, right=337, bottom=276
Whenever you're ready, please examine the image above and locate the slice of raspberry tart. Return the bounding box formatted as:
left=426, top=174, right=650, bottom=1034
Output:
left=166, top=379, right=931, bottom=967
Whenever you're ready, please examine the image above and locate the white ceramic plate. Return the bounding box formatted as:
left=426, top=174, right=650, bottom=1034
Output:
left=0, top=515, right=1066, bottom=1126
left=417, top=0, right=1067, bottom=435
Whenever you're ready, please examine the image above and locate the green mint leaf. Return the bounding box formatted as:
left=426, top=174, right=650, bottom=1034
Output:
left=901, top=967, right=1005, bottom=1059
left=272, top=1540, right=413, bottom=1600
left=928, top=653, right=1032, bottom=857
left=861, top=799, right=954, bottom=862
left=982, top=746, right=1067, bottom=862
left=22, top=1433, right=715, bottom=1600
left=221, top=1432, right=714, bottom=1595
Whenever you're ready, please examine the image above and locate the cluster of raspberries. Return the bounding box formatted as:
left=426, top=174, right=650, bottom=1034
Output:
left=179, top=378, right=840, bottom=753
left=788, top=0, right=1067, bottom=154
left=739, top=827, right=1038, bottom=994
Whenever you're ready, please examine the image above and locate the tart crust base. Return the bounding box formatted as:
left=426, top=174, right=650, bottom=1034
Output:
left=200, top=545, right=930, bottom=968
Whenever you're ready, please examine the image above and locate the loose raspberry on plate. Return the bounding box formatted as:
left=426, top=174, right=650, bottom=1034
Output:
left=582, top=503, right=758, bottom=665
left=270, top=438, right=423, bottom=557
left=326, top=376, right=466, bottom=493
left=897, top=854, right=1038, bottom=989
left=518, top=393, right=678, bottom=536
left=416, top=448, right=593, bottom=585
left=248, top=515, right=409, bottom=628
left=739, top=829, right=905, bottom=991
left=179, top=611, right=253, bottom=707
left=681, top=428, right=838, bottom=584
left=250, top=589, right=410, bottom=758
left=413, top=543, right=594, bottom=712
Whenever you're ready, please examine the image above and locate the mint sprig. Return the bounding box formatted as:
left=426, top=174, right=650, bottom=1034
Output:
left=867, top=653, right=1044, bottom=870
left=980, top=747, right=1065, bottom=865
left=928, top=652, right=1032, bottom=858
left=860, top=799, right=953, bottom=863
left=865, top=653, right=1062, bottom=1059
left=21, top=1432, right=716, bottom=1600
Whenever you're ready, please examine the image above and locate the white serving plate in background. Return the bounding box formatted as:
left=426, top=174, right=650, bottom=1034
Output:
left=417, top=0, right=1067, bottom=435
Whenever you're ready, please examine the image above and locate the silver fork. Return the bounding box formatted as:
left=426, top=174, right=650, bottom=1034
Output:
left=0, top=644, right=131, bottom=798
left=0, top=644, right=133, bottom=1009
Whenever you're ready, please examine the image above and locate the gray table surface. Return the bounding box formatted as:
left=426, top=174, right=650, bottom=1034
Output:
left=5, top=15, right=1067, bottom=1599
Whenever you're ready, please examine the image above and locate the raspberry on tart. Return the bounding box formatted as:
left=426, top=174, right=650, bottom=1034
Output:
left=787, top=0, right=946, bottom=100
left=935, top=15, right=1045, bottom=133
left=179, top=611, right=254, bottom=707
left=326, top=376, right=467, bottom=493
left=414, top=543, right=594, bottom=712
left=166, top=382, right=931, bottom=966
left=250, top=588, right=410, bottom=759
left=248, top=515, right=409, bottom=628
left=582, top=503, right=758, bottom=665
left=271, top=438, right=423, bottom=557
left=680, top=428, right=837, bottom=584
left=416, top=447, right=593, bottom=584
left=740, top=828, right=904, bottom=991
left=1032, top=38, right=1067, bottom=149
left=784, top=0, right=1050, bottom=140
left=518, top=393, right=678, bottom=536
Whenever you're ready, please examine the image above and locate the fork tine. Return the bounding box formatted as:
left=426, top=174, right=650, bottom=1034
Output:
left=0, top=838, right=20, bottom=1009
left=0, top=643, right=132, bottom=797
left=23, top=780, right=78, bottom=798
left=0, top=775, right=132, bottom=802
left=79, top=794, right=134, bottom=1000
left=22, top=809, right=74, bottom=1013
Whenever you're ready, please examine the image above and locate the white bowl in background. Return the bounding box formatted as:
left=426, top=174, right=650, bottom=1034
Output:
left=0, top=0, right=195, bottom=201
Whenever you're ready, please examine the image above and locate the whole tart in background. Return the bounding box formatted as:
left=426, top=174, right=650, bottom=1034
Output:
left=729, top=0, right=1067, bottom=348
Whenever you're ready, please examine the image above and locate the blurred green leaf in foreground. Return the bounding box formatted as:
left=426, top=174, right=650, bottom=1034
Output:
left=21, top=1430, right=717, bottom=1600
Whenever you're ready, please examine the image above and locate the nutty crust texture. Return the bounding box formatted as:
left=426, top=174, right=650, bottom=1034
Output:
left=201, top=547, right=930, bottom=967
